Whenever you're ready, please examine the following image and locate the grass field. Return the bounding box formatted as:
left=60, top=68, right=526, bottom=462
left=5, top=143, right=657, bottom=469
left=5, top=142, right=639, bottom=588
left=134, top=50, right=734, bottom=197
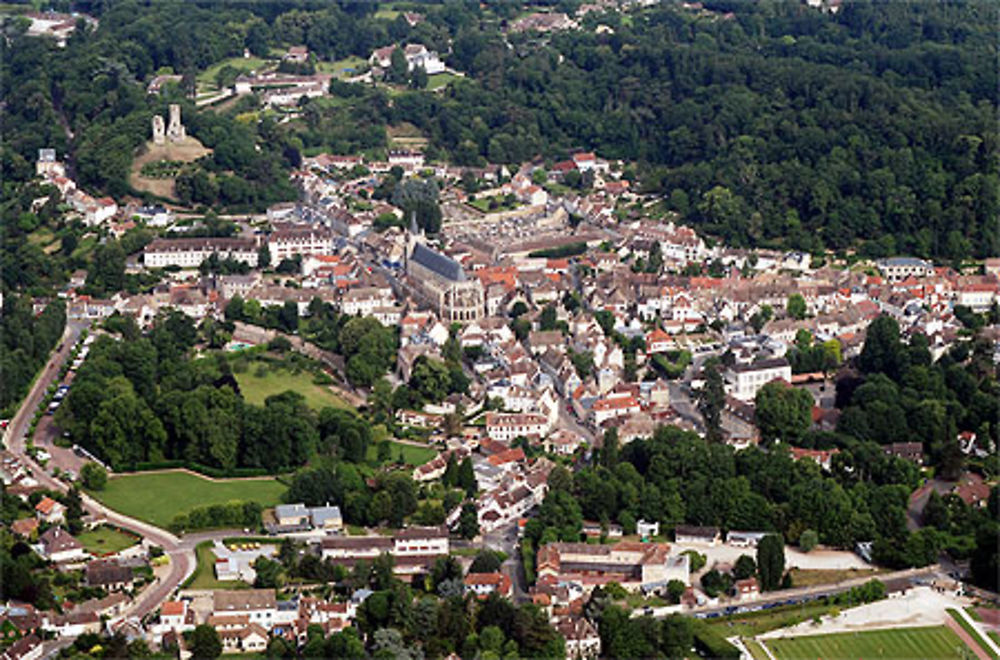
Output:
left=765, top=625, right=968, bottom=660
left=365, top=440, right=436, bottom=467
left=427, top=72, right=460, bottom=90
left=184, top=541, right=249, bottom=591
left=235, top=366, right=350, bottom=411
left=788, top=568, right=884, bottom=588
left=197, top=55, right=271, bottom=86
left=708, top=601, right=843, bottom=637
left=93, top=471, right=287, bottom=528
left=947, top=609, right=998, bottom=659
left=744, top=639, right=771, bottom=660
left=77, top=526, right=139, bottom=555
left=317, top=55, right=367, bottom=78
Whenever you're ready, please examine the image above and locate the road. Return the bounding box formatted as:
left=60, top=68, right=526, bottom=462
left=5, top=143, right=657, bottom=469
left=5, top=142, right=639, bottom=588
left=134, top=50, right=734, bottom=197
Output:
left=4, top=320, right=197, bottom=621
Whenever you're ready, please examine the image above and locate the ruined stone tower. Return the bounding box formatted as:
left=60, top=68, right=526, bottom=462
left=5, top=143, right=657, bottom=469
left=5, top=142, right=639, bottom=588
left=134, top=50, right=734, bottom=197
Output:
left=152, top=115, right=165, bottom=145
left=166, top=104, right=186, bottom=142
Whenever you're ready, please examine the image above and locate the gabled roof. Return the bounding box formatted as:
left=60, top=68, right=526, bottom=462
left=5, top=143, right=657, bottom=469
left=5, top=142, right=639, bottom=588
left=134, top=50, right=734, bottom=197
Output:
left=412, top=243, right=466, bottom=282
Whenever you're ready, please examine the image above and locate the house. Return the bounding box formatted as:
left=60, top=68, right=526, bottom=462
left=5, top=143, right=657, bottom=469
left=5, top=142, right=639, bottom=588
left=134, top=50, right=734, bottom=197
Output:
left=212, top=590, right=278, bottom=627
left=320, top=526, right=450, bottom=574
left=673, top=525, right=721, bottom=546
left=34, top=496, right=65, bottom=524
left=734, top=577, right=760, bottom=600
left=590, top=395, right=641, bottom=426
left=1, top=633, right=42, bottom=660
left=646, top=329, right=674, bottom=354
left=220, top=623, right=269, bottom=654
left=11, top=518, right=39, bottom=539
left=725, top=358, right=792, bottom=402
left=85, top=560, right=134, bottom=591
left=882, top=442, right=923, bottom=464
left=536, top=541, right=689, bottom=593
left=283, top=46, right=309, bottom=64
left=463, top=572, right=512, bottom=599
left=636, top=520, right=660, bottom=538
left=38, top=527, right=86, bottom=563
left=484, top=413, right=548, bottom=442
left=556, top=617, right=601, bottom=660
left=274, top=503, right=309, bottom=527
left=158, top=600, right=194, bottom=634
left=726, top=531, right=768, bottom=548
left=144, top=238, right=259, bottom=269
left=789, top=446, right=840, bottom=471
left=876, top=257, right=933, bottom=283
left=310, top=506, right=343, bottom=532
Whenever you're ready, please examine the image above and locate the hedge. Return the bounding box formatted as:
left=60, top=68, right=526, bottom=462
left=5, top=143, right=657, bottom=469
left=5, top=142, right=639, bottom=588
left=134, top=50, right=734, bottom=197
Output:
left=692, top=621, right=741, bottom=659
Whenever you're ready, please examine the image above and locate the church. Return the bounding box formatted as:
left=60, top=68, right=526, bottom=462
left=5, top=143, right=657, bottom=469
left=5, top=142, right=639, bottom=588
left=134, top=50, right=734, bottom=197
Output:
left=405, top=225, right=484, bottom=322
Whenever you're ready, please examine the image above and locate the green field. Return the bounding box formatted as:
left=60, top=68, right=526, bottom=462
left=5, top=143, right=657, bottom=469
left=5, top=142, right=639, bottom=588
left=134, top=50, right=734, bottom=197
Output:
left=197, top=55, right=271, bottom=86
left=93, top=471, right=287, bottom=528
left=235, top=366, right=350, bottom=411
left=427, top=72, right=460, bottom=90
left=947, top=609, right=998, bottom=659
left=365, top=440, right=436, bottom=467
left=77, top=526, right=140, bottom=555
left=765, top=625, right=968, bottom=660
left=184, top=541, right=249, bottom=590
left=317, top=55, right=367, bottom=78
left=709, top=601, right=843, bottom=637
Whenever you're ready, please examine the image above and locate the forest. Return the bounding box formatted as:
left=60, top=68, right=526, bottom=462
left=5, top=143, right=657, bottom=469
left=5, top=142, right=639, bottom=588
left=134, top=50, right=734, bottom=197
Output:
left=0, top=295, right=66, bottom=416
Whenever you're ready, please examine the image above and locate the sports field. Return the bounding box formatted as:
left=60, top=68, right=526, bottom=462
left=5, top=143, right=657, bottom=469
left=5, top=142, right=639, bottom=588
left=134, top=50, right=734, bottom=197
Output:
left=765, top=625, right=968, bottom=660
left=235, top=366, right=350, bottom=411
left=93, top=471, right=286, bottom=528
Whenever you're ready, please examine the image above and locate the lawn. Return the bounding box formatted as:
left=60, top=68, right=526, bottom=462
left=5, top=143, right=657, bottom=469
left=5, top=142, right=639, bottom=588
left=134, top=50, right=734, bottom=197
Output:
left=77, top=526, right=139, bottom=555
left=788, top=568, right=884, bottom=588
left=765, top=625, right=968, bottom=660
left=427, top=72, right=460, bottom=91
left=365, top=440, right=437, bottom=467
left=184, top=541, right=249, bottom=591
left=744, top=639, right=771, bottom=660
left=947, top=609, right=998, bottom=659
left=235, top=366, right=350, bottom=412
left=317, top=55, right=367, bottom=78
left=93, top=471, right=287, bottom=529
left=707, top=601, right=843, bottom=637
left=197, top=55, right=271, bottom=86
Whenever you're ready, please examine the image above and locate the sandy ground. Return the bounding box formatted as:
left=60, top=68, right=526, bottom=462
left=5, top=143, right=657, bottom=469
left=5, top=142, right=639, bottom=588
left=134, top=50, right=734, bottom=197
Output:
left=673, top=542, right=872, bottom=571
left=759, top=586, right=971, bottom=639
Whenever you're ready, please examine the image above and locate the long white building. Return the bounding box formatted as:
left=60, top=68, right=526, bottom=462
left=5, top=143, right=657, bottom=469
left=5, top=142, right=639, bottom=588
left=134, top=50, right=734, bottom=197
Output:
left=144, top=238, right=259, bottom=269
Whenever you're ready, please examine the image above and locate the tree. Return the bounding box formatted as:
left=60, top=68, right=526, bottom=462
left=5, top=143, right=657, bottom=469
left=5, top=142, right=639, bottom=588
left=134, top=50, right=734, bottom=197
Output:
left=469, top=550, right=502, bottom=573
left=388, top=47, right=408, bottom=84
left=756, top=534, right=785, bottom=591
left=697, top=363, right=725, bottom=442
left=458, top=457, right=476, bottom=495
left=733, top=554, right=757, bottom=580
left=189, top=625, right=222, bottom=659
left=798, top=529, right=819, bottom=553
left=539, top=305, right=558, bottom=331
left=660, top=615, right=693, bottom=659
left=257, top=244, right=271, bottom=270
left=459, top=502, right=479, bottom=539
left=666, top=579, right=686, bottom=604
left=786, top=293, right=807, bottom=320
left=79, top=462, right=107, bottom=490
left=858, top=315, right=906, bottom=380
left=755, top=381, right=813, bottom=444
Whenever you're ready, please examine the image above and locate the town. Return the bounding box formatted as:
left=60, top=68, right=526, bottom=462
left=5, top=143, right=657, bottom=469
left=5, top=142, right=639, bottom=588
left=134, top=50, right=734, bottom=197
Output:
left=1, top=2, right=998, bottom=660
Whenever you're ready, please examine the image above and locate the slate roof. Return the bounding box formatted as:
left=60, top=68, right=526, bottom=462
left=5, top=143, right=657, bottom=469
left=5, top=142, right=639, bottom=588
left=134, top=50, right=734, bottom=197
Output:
left=412, top=243, right=465, bottom=282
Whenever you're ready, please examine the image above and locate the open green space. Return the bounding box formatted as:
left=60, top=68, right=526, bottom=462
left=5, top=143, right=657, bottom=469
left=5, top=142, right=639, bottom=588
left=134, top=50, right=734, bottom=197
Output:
left=92, top=471, right=286, bottom=528
left=765, top=625, right=968, bottom=660
left=744, top=639, right=771, bottom=660
left=707, top=601, right=843, bottom=637
left=184, top=541, right=249, bottom=590
left=76, top=526, right=139, bottom=555
left=947, top=609, right=998, bottom=659
left=427, top=72, right=460, bottom=91
left=317, top=55, right=366, bottom=78
left=235, top=366, right=350, bottom=411
left=197, top=55, right=271, bottom=86
left=365, top=440, right=436, bottom=467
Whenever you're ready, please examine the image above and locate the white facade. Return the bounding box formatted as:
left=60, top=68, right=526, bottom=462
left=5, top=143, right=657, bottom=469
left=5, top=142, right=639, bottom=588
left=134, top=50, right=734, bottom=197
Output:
left=144, top=238, right=259, bottom=269
left=726, top=359, right=792, bottom=402
left=484, top=413, right=549, bottom=441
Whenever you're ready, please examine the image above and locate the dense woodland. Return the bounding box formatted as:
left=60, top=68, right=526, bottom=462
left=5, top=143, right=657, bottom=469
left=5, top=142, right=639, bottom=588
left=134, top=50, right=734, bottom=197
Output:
left=0, top=296, right=66, bottom=416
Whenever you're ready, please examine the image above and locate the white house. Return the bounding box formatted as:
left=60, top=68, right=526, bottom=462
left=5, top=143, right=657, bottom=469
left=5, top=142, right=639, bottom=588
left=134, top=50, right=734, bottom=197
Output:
left=725, top=358, right=792, bottom=402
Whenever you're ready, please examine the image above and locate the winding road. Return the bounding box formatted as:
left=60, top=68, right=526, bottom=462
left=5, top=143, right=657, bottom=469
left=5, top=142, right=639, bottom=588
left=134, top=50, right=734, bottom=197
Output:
left=3, top=320, right=198, bottom=621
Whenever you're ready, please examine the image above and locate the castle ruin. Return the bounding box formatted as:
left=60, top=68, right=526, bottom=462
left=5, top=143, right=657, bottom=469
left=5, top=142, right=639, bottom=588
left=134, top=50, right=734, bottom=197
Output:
left=151, top=104, right=186, bottom=145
